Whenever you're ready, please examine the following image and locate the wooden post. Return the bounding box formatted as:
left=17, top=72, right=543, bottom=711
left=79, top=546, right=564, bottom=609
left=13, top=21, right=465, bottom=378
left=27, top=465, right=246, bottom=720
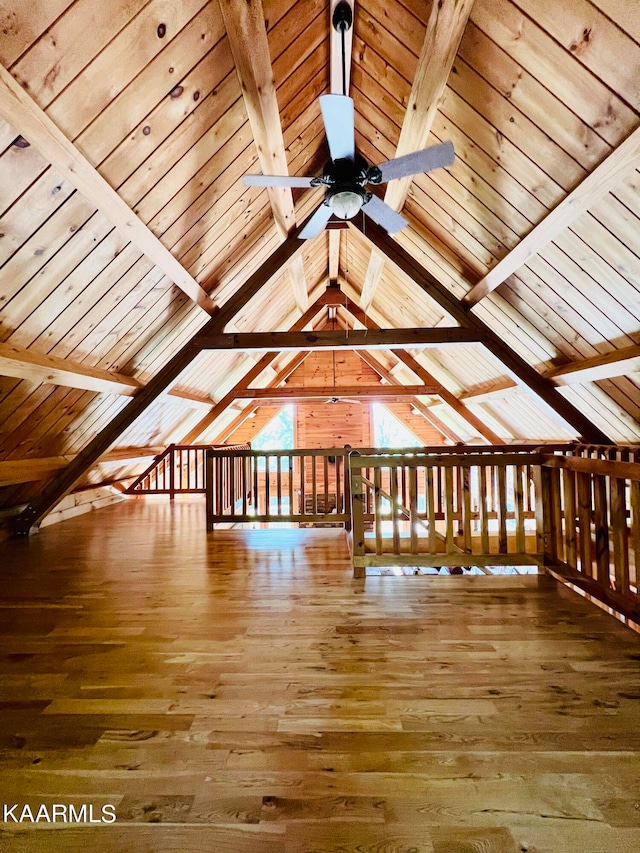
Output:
left=206, top=450, right=214, bottom=532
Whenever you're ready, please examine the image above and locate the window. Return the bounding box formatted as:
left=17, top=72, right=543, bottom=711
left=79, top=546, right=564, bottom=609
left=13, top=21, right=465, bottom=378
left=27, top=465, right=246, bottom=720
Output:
left=372, top=402, right=423, bottom=449
left=251, top=405, right=294, bottom=470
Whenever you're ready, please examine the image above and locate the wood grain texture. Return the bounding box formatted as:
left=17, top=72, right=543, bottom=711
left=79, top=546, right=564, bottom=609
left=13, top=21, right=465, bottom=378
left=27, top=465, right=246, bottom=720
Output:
left=1, top=498, right=640, bottom=851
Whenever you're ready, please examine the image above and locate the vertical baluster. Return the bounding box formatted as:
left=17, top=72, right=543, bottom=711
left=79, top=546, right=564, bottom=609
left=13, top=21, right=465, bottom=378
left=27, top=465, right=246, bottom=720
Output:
left=350, top=455, right=366, bottom=578
left=409, top=466, right=418, bottom=555
left=264, top=455, right=270, bottom=519
left=206, top=451, right=214, bottom=531
left=323, top=454, right=329, bottom=517
left=444, top=465, right=455, bottom=554
left=514, top=464, right=526, bottom=555
left=230, top=450, right=236, bottom=513
left=478, top=465, right=489, bottom=555
left=300, top=454, right=306, bottom=517
left=610, top=476, right=630, bottom=597
left=311, top=452, right=317, bottom=516
left=593, top=473, right=610, bottom=588
left=562, top=468, right=577, bottom=569
left=253, top=454, right=259, bottom=516
left=577, top=471, right=593, bottom=577
left=242, top=455, right=248, bottom=516
left=390, top=464, right=400, bottom=556
left=374, top=466, right=383, bottom=556
left=215, top=454, right=223, bottom=516
left=288, top=455, right=294, bottom=517
left=455, top=464, right=464, bottom=536
left=427, top=466, right=437, bottom=554
left=497, top=464, right=508, bottom=554
left=462, top=464, right=472, bottom=553
left=276, top=455, right=282, bottom=516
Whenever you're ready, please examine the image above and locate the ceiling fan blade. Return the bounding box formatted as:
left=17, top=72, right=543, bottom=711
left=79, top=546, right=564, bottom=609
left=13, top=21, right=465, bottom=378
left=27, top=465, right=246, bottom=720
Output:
left=362, top=195, right=408, bottom=234
left=319, top=94, right=355, bottom=161
left=243, top=174, right=315, bottom=188
left=298, top=203, right=333, bottom=239
left=376, top=141, right=455, bottom=183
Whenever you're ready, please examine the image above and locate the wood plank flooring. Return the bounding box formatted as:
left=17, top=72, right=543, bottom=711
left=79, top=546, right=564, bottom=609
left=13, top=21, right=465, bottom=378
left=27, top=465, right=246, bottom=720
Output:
left=1, top=497, right=640, bottom=852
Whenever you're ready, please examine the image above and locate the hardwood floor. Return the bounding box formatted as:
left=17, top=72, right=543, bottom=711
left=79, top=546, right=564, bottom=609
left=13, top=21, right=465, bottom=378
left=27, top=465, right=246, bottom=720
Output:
left=1, top=497, right=640, bottom=852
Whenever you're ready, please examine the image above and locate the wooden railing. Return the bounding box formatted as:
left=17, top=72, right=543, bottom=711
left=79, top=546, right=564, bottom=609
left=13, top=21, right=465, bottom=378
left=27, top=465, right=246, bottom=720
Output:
left=126, top=443, right=249, bottom=497
left=538, top=449, right=639, bottom=623
left=205, top=447, right=354, bottom=529
left=348, top=448, right=547, bottom=577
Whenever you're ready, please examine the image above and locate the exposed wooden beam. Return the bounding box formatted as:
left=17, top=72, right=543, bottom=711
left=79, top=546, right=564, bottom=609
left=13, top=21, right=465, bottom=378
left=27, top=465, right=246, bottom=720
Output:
left=336, top=286, right=503, bottom=443
left=384, top=0, right=474, bottom=213
left=288, top=255, right=309, bottom=312
left=459, top=379, right=521, bottom=403
left=0, top=64, right=216, bottom=316
left=463, top=125, right=640, bottom=306
left=218, top=0, right=295, bottom=239
left=0, top=341, right=217, bottom=409
left=238, top=385, right=441, bottom=400
left=360, top=0, right=474, bottom=310
left=211, top=352, right=314, bottom=443
left=180, top=291, right=333, bottom=443
left=354, top=218, right=612, bottom=444
left=329, top=231, right=341, bottom=282
left=194, top=328, right=484, bottom=351
left=360, top=250, right=386, bottom=313
left=548, top=344, right=640, bottom=385
left=0, top=341, right=144, bottom=396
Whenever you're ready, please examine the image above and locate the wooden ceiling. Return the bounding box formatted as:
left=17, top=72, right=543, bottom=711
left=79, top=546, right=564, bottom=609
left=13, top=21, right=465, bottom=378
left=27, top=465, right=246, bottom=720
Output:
left=1, top=0, right=640, bottom=523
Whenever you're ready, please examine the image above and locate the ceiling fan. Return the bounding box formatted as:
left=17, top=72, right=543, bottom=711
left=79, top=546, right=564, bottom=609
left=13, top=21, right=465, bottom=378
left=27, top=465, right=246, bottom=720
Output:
left=244, top=96, right=454, bottom=240
left=243, top=3, right=455, bottom=240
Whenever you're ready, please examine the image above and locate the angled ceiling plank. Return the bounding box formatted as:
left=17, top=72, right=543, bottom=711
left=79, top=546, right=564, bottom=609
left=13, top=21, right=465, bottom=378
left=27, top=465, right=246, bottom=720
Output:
left=548, top=344, right=640, bottom=385
left=206, top=226, right=309, bottom=334
left=180, top=290, right=333, bottom=443
left=463, top=125, right=640, bottom=306
left=354, top=218, right=613, bottom=444
left=12, top=228, right=313, bottom=534
left=360, top=0, right=474, bottom=311
left=218, top=0, right=295, bottom=240
left=0, top=64, right=216, bottom=316
left=194, top=328, right=485, bottom=351
left=337, top=286, right=504, bottom=444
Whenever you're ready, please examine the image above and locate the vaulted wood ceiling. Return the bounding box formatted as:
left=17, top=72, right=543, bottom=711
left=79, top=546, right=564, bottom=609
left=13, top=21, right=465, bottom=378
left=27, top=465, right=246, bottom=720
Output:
left=1, top=0, right=639, bottom=524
